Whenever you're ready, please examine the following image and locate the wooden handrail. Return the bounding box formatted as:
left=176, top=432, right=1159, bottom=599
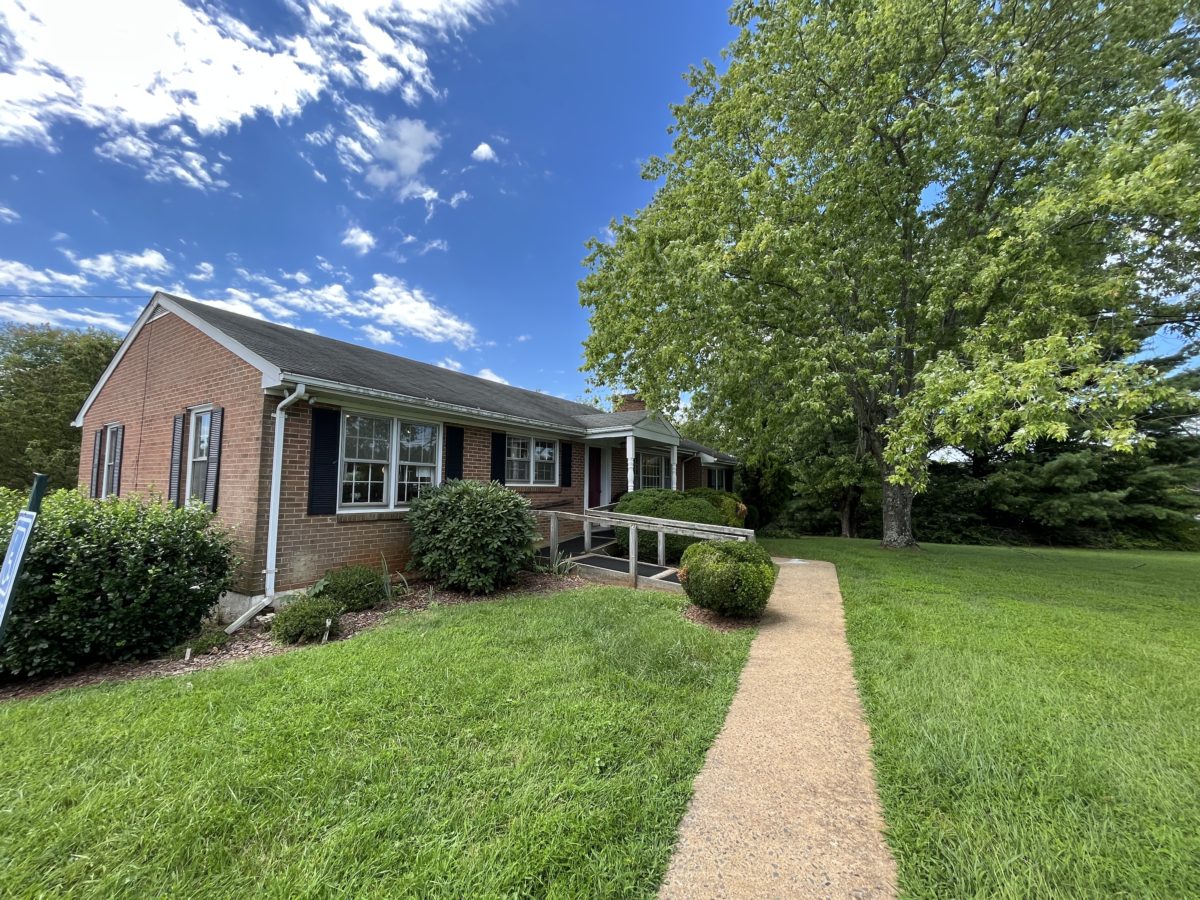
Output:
left=534, top=506, right=754, bottom=588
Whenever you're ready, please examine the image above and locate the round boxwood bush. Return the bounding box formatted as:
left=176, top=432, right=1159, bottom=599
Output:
left=0, top=488, right=237, bottom=678
left=271, top=594, right=342, bottom=645
left=407, top=479, right=538, bottom=594
left=313, top=563, right=387, bottom=612
left=685, top=487, right=748, bottom=527
left=612, top=489, right=725, bottom=562
left=678, top=540, right=776, bottom=617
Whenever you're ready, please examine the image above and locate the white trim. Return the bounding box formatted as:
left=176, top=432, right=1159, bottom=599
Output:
left=183, top=405, right=213, bottom=504
left=265, top=384, right=307, bottom=597
left=100, top=423, right=120, bottom=498
left=73, top=293, right=282, bottom=427
left=335, top=405, right=443, bottom=513
left=503, top=433, right=560, bottom=487
left=634, top=450, right=669, bottom=491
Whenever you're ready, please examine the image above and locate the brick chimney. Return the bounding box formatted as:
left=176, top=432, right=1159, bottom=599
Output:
left=615, top=393, right=646, bottom=412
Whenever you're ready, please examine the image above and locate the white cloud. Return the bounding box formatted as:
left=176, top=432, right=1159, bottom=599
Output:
left=470, top=141, right=497, bottom=162
left=341, top=225, right=377, bottom=255
left=438, top=357, right=463, bottom=370
left=0, top=0, right=503, bottom=188
left=190, top=261, right=215, bottom=282
left=365, top=274, right=476, bottom=347
left=65, top=248, right=171, bottom=283
left=281, top=269, right=312, bottom=285
left=0, top=205, right=19, bottom=223
left=362, top=324, right=395, bottom=344
left=448, top=190, right=470, bottom=208
left=0, top=259, right=88, bottom=292
left=515, top=333, right=531, bottom=342
left=420, top=239, right=449, bottom=254
left=476, top=367, right=508, bottom=384
left=51, top=232, right=69, bottom=242
left=0, top=300, right=129, bottom=331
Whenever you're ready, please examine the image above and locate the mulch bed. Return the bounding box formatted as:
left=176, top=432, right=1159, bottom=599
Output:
left=0, top=571, right=586, bottom=704
left=682, top=604, right=759, bottom=633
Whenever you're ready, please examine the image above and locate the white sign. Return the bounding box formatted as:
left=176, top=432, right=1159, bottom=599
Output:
left=0, top=510, right=37, bottom=641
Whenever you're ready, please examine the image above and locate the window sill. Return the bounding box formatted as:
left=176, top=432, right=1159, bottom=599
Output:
left=508, top=484, right=563, bottom=491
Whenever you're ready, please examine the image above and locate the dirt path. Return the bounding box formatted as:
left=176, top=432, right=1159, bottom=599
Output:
left=659, top=559, right=897, bottom=899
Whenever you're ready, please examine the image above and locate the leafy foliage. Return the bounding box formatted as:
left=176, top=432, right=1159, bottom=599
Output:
left=683, top=487, right=747, bottom=527
left=311, top=564, right=388, bottom=612
left=581, top=1, right=1200, bottom=547
left=679, top=540, right=776, bottom=618
left=407, top=479, right=538, bottom=594
left=270, top=594, right=342, bottom=645
left=170, top=625, right=231, bottom=659
left=0, top=488, right=237, bottom=678
left=0, top=324, right=121, bottom=491
left=612, top=489, right=725, bottom=562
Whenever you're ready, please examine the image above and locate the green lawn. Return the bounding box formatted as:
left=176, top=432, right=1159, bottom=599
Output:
left=0, top=587, right=752, bottom=898
left=762, top=537, right=1200, bottom=899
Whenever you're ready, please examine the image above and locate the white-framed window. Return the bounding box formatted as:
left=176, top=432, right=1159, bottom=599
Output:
left=100, top=423, right=120, bottom=498
left=705, top=467, right=722, bottom=489
left=185, top=407, right=212, bottom=503
left=635, top=452, right=666, bottom=490
left=338, top=411, right=441, bottom=510
left=506, top=435, right=558, bottom=486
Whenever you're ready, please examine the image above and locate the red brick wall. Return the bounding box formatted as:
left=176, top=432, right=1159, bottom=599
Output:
left=76, top=312, right=271, bottom=593
left=271, top=413, right=587, bottom=591
left=683, top=457, right=704, bottom=490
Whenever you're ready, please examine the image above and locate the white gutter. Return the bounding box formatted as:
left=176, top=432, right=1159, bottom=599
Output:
left=264, top=383, right=307, bottom=597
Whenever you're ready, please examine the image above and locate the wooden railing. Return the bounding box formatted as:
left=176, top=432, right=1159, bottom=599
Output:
left=533, top=506, right=754, bottom=588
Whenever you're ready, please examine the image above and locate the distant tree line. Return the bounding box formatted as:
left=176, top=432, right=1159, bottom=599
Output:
left=0, top=324, right=122, bottom=492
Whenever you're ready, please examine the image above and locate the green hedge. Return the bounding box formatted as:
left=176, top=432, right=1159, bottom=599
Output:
left=679, top=540, right=775, bottom=617
left=684, top=487, right=748, bottom=527
left=612, top=489, right=725, bottom=563
left=0, top=489, right=237, bottom=678
left=408, top=480, right=538, bottom=594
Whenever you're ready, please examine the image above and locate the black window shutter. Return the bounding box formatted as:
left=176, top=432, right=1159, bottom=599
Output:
left=308, top=407, right=341, bottom=515
left=724, top=468, right=733, bottom=492
left=89, top=429, right=103, bottom=498
left=560, top=441, right=572, bottom=487
left=167, top=414, right=185, bottom=506
left=111, top=425, right=124, bottom=497
left=203, top=407, right=223, bottom=511
left=444, top=425, right=464, bottom=481
left=490, top=432, right=506, bottom=484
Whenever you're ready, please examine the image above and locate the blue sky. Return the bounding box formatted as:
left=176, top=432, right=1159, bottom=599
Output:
left=0, top=1, right=737, bottom=400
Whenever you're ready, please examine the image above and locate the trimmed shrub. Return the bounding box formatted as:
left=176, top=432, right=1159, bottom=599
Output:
left=408, top=479, right=538, bottom=594
left=685, top=487, right=748, bottom=527
left=612, top=489, right=725, bottom=562
left=271, top=594, right=342, bottom=645
left=678, top=540, right=775, bottom=617
left=0, top=488, right=237, bottom=678
left=313, top=564, right=387, bottom=612
left=171, top=625, right=231, bottom=659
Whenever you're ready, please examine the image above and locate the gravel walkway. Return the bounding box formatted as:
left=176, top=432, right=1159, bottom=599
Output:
left=660, top=559, right=897, bottom=899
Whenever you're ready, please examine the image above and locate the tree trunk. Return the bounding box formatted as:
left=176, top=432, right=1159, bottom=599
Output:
left=839, top=486, right=861, bottom=538
left=880, top=478, right=917, bottom=548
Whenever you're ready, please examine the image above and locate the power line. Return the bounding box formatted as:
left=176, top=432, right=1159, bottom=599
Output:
left=0, top=293, right=144, bottom=299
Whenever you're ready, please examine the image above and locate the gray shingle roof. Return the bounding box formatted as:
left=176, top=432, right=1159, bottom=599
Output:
left=163, top=293, right=737, bottom=464
left=167, top=294, right=600, bottom=429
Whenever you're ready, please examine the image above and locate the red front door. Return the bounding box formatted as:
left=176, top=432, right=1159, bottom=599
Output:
left=588, top=447, right=602, bottom=508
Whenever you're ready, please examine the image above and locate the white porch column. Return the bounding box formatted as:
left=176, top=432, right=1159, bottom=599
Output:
left=670, top=444, right=678, bottom=491
left=626, top=434, right=636, bottom=495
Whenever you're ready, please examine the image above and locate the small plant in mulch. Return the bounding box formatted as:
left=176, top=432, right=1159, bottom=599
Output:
left=170, top=626, right=231, bottom=659
left=270, top=595, right=343, bottom=645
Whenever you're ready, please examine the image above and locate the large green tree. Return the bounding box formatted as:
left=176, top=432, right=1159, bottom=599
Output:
left=581, top=0, right=1200, bottom=546
left=0, top=324, right=121, bottom=491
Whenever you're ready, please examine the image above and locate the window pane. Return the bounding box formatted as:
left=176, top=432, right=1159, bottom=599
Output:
left=344, top=414, right=390, bottom=461
left=396, top=464, right=435, bottom=504
left=506, top=436, right=529, bottom=461
left=190, top=460, right=208, bottom=500
left=192, top=412, right=211, bottom=459
left=342, top=460, right=387, bottom=504
left=398, top=422, right=437, bottom=465
left=506, top=459, right=529, bottom=483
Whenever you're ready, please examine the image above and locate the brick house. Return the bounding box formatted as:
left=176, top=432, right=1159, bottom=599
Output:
left=73, top=293, right=737, bottom=602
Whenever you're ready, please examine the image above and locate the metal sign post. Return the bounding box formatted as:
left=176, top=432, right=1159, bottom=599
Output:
left=0, top=473, right=48, bottom=647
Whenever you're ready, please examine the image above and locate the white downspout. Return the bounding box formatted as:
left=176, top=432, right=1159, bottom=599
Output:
left=264, top=383, right=306, bottom=598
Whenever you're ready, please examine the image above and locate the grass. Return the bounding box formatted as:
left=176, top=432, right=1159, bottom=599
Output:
left=761, top=537, right=1200, bottom=899
left=0, top=587, right=752, bottom=898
